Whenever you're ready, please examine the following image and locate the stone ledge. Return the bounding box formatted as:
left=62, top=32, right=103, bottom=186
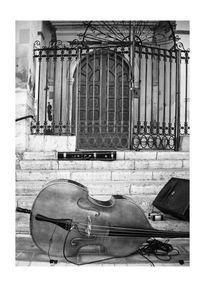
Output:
left=16, top=169, right=189, bottom=182
left=20, top=160, right=59, bottom=170
left=18, top=158, right=188, bottom=170
left=23, top=151, right=57, bottom=160
left=16, top=180, right=168, bottom=196
left=124, top=151, right=157, bottom=160
left=157, top=151, right=189, bottom=160
left=27, top=135, right=76, bottom=152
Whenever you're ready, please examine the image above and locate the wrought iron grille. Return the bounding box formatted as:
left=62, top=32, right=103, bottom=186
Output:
left=131, top=45, right=190, bottom=150
left=31, top=22, right=190, bottom=150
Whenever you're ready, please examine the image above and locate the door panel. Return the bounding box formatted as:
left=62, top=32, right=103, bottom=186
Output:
left=73, top=50, right=130, bottom=150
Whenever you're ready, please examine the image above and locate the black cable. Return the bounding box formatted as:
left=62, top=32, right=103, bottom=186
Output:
left=48, top=227, right=180, bottom=266
left=48, top=226, right=58, bottom=264
left=137, top=238, right=180, bottom=265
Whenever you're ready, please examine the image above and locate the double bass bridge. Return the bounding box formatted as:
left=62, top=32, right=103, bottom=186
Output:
left=71, top=216, right=96, bottom=246
left=85, top=215, right=92, bottom=237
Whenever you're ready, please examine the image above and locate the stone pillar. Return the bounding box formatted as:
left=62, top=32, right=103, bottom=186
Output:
left=179, top=135, right=189, bottom=151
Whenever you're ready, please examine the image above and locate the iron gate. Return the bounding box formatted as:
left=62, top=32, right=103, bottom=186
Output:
left=31, top=39, right=189, bottom=150
left=132, top=45, right=189, bottom=150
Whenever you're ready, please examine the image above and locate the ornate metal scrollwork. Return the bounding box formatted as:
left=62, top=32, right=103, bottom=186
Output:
left=175, top=41, right=186, bottom=51
left=75, top=21, right=178, bottom=47
left=49, top=40, right=63, bottom=48
left=33, top=40, right=41, bottom=49
left=47, top=102, right=52, bottom=121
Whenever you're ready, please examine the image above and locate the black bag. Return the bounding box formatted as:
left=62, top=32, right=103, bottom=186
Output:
left=153, top=178, right=189, bottom=221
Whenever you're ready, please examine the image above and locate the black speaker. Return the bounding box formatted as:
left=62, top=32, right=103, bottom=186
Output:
left=153, top=178, right=189, bottom=221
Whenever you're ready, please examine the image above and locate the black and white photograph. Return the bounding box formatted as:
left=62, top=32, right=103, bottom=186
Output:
left=1, top=0, right=205, bottom=286
left=15, top=19, right=190, bottom=266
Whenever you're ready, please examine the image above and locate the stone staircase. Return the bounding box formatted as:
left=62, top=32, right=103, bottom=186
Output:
left=16, top=150, right=189, bottom=235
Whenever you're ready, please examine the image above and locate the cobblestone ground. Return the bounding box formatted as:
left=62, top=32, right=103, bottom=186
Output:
left=16, top=235, right=189, bottom=267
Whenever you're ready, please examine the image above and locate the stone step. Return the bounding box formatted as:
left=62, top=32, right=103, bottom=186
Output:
left=16, top=169, right=189, bottom=182
left=21, top=151, right=189, bottom=161
left=18, top=159, right=189, bottom=170
left=16, top=150, right=189, bottom=235
left=16, top=180, right=168, bottom=196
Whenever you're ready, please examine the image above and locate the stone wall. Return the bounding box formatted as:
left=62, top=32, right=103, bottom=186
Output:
left=15, top=21, right=54, bottom=152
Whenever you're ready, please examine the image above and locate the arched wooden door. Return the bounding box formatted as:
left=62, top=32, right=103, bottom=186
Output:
left=73, top=49, right=131, bottom=150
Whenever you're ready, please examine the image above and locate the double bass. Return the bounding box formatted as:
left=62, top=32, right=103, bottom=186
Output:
left=16, top=179, right=189, bottom=263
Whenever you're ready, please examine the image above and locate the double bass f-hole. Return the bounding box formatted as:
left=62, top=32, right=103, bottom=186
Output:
left=77, top=198, right=100, bottom=217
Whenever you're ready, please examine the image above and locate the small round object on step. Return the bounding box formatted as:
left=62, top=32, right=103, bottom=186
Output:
left=148, top=213, right=164, bottom=221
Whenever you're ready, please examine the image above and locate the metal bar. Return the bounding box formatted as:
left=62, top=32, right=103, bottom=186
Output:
left=16, top=115, right=34, bottom=122
left=67, top=51, right=72, bottom=134
left=157, top=48, right=160, bottom=134
left=106, top=49, right=110, bottom=132
left=79, top=50, right=82, bottom=133
left=99, top=48, right=102, bottom=133
left=169, top=50, right=172, bottom=132
left=174, top=50, right=181, bottom=151
left=128, top=21, right=132, bottom=61
left=44, top=52, right=49, bottom=131
left=34, top=40, right=131, bottom=49
left=144, top=47, right=148, bottom=130
left=129, top=22, right=135, bottom=149
left=75, top=51, right=80, bottom=139
left=174, top=51, right=178, bottom=150
left=178, top=51, right=181, bottom=139
left=92, top=49, right=96, bottom=133
left=34, top=48, right=178, bottom=60
left=163, top=50, right=167, bottom=132
left=34, top=41, right=185, bottom=56
left=52, top=48, right=57, bottom=133
left=114, top=49, right=117, bottom=133
left=85, top=50, right=89, bottom=133
left=37, top=51, right=42, bottom=130
left=151, top=47, right=154, bottom=132
left=59, top=50, right=64, bottom=133
left=121, top=52, right=124, bottom=133
left=184, top=50, right=188, bottom=134
left=137, top=46, right=142, bottom=132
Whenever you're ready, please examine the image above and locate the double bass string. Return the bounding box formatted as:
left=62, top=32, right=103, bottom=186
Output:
left=73, top=221, right=188, bottom=238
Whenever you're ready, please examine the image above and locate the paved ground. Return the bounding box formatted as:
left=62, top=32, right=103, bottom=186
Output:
left=16, top=235, right=189, bottom=267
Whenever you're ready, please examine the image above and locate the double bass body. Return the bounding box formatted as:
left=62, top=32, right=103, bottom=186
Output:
left=30, top=179, right=152, bottom=258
